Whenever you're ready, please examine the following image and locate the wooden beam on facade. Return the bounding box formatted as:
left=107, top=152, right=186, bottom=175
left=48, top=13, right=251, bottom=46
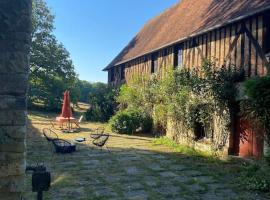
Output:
left=243, top=22, right=270, bottom=74
left=225, top=23, right=244, bottom=63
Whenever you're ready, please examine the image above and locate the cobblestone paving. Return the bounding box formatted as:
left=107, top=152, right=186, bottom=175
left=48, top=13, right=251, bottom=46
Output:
left=24, top=112, right=269, bottom=200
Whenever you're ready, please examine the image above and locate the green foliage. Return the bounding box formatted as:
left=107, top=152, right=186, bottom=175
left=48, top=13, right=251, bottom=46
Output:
left=69, top=79, right=81, bottom=106
left=109, top=109, right=141, bottom=134
left=109, top=108, right=153, bottom=134
left=117, top=75, right=155, bottom=114
left=29, top=0, right=78, bottom=110
left=244, top=176, right=270, bottom=191
left=76, top=80, right=93, bottom=103
left=154, top=137, right=213, bottom=157
left=265, top=156, right=270, bottom=166
left=239, top=163, right=270, bottom=192
left=156, top=136, right=270, bottom=192
left=116, top=61, right=240, bottom=149
left=85, top=83, right=117, bottom=122
left=240, top=76, right=270, bottom=143
left=140, top=114, right=153, bottom=133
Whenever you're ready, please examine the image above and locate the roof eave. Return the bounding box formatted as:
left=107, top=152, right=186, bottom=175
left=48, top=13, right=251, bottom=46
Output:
left=103, top=5, right=270, bottom=71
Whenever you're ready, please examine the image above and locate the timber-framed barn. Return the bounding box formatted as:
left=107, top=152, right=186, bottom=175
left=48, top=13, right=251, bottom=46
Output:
left=103, top=0, right=270, bottom=158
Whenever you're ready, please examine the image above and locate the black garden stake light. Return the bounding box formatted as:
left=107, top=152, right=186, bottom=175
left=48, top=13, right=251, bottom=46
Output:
left=26, top=164, right=51, bottom=200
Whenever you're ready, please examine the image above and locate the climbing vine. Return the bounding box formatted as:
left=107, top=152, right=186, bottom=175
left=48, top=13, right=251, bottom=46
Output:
left=115, top=59, right=242, bottom=150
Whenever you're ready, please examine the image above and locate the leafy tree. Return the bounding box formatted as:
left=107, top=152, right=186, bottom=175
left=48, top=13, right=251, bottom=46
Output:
left=85, top=83, right=117, bottom=122
left=29, top=0, right=77, bottom=110
left=69, top=79, right=81, bottom=107
left=76, top=80, right=93, bottom=103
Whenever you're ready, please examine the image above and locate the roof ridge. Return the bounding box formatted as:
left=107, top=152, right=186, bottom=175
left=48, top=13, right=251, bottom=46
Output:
left=104, top=0, right=270, bottom=71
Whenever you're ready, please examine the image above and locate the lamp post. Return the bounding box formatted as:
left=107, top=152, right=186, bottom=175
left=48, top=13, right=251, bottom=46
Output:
left=26, top=164, right=51, bottom=200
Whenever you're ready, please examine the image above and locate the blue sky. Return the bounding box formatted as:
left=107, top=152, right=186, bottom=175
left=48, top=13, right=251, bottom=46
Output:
left=45, top=0, right=178, bottom=83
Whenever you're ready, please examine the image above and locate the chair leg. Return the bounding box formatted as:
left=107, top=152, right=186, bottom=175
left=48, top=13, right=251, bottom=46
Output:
left=105, top=145, right=111, bottom=153
left=89, top=140, right=96, bottom=151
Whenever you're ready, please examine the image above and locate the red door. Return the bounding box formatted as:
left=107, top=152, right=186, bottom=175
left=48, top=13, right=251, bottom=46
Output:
left=235, top=118, right=264, bottom=159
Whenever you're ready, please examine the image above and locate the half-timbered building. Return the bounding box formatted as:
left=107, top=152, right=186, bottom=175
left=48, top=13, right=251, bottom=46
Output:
left=103, top=0, right=270, bottom=158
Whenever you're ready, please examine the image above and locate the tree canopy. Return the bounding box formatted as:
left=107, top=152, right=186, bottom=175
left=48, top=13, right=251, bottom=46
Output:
left=85, top=82, right=117, bottom=122
left=29, top=0, right=78, bottom=110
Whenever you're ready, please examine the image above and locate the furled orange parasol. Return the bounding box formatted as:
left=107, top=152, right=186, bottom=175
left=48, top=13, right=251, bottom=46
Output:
left=61, top=90, right=72, bottom=130
left=61, top=90, right=72, bottom=118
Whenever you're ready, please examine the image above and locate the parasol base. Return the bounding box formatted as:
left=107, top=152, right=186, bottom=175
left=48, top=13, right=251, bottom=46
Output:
left=62, top=129, right=76, bottom=133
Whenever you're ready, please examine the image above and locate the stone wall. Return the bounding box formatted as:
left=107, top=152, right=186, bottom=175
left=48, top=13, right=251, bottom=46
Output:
left=166, top=111, right=232, bottom=157
left=0, top=1, right=31, bottom=199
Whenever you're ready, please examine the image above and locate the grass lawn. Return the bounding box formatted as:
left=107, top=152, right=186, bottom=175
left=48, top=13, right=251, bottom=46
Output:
left=23, top=106, right=270, bottom=200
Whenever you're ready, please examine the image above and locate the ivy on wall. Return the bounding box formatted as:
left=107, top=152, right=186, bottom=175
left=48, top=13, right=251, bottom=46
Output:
left=116, top=59, right=244, bottom=150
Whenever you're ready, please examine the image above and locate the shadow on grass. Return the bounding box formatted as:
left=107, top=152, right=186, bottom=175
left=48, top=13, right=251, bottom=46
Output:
left=109, top=134, right=154, bottom=142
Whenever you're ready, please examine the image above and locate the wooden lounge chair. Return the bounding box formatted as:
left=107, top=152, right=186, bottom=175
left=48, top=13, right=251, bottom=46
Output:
left=74, top=115, right=83, bottom=129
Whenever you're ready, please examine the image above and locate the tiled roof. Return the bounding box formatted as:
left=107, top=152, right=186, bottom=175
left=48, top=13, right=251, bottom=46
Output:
left=104, top=0, right=270, bottom=71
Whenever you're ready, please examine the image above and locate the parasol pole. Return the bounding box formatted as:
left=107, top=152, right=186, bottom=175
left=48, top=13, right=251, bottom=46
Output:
left=68, top=117, right=70, bottom=131
left=68, top=91, right=71, bottom=132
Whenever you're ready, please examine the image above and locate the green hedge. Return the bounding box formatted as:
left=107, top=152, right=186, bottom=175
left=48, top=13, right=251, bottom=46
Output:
left=109, top=109, right=152, bottom=134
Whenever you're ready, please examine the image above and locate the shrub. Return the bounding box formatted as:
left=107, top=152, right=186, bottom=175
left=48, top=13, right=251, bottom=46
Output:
left=109, top=109, right=153, bottom=134
left=239, top=163, right=270, bottom=192
left=140, top=114, right=153, bottom=133
left=241, top=76, right=270, bottom=143
left=85, top=83, right=117, bottom=122
left=116, top=61, right=240, bottom=149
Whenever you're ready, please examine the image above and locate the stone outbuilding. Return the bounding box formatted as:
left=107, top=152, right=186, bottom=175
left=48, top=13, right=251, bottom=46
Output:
left=0, top=0, right=31, bottom=199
